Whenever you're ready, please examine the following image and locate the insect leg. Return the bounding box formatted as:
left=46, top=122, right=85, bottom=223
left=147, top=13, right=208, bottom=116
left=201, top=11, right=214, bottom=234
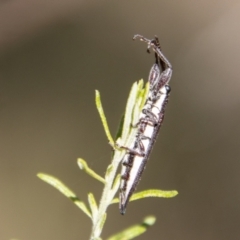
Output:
left=133, top=34, right=172, bottom=70
left=116, top=139, right=145, bottom=157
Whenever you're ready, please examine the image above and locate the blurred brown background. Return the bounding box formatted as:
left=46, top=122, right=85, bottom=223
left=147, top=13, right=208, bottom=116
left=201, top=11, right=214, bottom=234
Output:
left=1, top=0, right=240, bottom=239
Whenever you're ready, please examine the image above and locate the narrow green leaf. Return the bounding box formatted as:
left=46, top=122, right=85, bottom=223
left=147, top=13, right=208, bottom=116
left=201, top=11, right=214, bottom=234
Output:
left=115, top=114, right=125, bottom=141
left=77, top=158, right=106, bottom=184
left=135, top=79, right=144, bottom=101
left=111, top=189, right=178, bottom=204
left=139, top=82, right=149, bottom=110
left=120, top=81, right=139, bottom=143
left=106, top=215, right=156, bottom=240
left=132, top=81, right=149, bottom=127
left=116, top=80, right=147, bottom=153
left=105, top=164, right=113, bottom=181
left=130, top=189, right=178, bottom=201
left=131, top=90, right=144, bottom=127
left=99, top=213, right=107, bottom=235
left=37, top=173, right=91, bottom=218
left=111, top=174, right=121, bottom=196
left=88, top=193, right=98, bottom=223
left=114, top=80, right=147, bottom=157
left=136, top=78, right=144, bottom=91
left=95, top=90, right=114, bottom=146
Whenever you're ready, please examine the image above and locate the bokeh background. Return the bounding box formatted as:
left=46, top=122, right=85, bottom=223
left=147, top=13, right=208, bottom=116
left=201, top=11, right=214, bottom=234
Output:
left=1, top=0, right=240, bottom=239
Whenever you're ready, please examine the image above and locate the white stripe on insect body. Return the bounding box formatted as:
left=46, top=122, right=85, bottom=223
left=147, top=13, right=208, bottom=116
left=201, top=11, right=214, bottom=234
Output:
left=119, top=85, right=170, bottom=214
left=119, top=35, right=173, bottom=215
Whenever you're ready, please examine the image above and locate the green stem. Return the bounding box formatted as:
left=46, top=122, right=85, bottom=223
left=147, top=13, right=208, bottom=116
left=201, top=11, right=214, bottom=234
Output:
left=90, top=149, right=123, bottom=239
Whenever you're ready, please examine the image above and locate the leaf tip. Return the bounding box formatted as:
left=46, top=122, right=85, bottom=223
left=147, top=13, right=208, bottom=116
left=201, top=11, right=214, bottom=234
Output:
left=37, top=173, right=47, bottom=180
left=143, top=215, right=156, bottom=226
left=77, top=158, right=85, bottom=170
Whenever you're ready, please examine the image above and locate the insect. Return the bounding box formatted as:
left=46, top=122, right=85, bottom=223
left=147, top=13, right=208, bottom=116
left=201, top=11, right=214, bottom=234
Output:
left=119, top=35, right=173, bottom=215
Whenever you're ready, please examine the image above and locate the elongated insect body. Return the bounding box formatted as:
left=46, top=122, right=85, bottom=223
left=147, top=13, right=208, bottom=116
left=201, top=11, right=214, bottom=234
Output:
left=120, top=85, right=170, bottom=214
left=119, top=35, right=172, bottom=214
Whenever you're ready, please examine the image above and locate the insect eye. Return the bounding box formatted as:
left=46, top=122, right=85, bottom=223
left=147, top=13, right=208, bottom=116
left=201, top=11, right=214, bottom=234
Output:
left=165, top=85, right=171, bottom=93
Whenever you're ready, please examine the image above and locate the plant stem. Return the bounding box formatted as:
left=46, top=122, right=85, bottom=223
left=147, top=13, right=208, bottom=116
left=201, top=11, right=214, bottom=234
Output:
left=89, top=149, right=123, bottom=240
